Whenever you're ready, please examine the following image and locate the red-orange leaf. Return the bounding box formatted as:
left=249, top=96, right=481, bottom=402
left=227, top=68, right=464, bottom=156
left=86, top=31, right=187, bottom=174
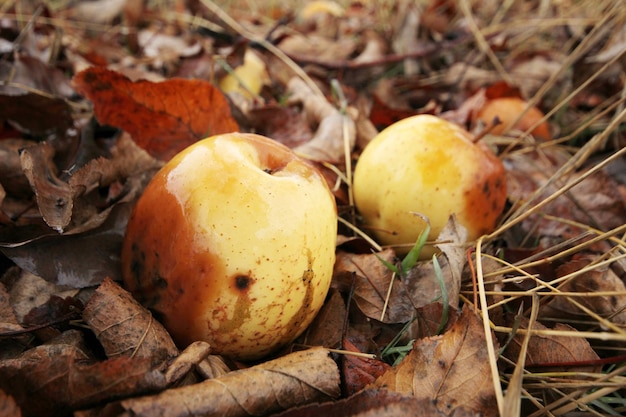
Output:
left=72, top=67, right=239, bottom=160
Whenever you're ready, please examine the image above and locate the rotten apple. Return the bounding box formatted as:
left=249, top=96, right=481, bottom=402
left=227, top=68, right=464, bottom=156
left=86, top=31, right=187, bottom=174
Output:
left=121, top=133, right=337, bottom=360
left=352, top=114, right=507, bottom=256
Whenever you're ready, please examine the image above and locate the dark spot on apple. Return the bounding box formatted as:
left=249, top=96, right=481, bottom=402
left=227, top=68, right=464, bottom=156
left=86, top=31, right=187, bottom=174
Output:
left=235, top=275, right=251, bottom=291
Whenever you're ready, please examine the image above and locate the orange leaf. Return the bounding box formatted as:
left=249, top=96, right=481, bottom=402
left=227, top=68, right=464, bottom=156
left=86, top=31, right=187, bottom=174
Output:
left=72, top=67, right=239, bottom=160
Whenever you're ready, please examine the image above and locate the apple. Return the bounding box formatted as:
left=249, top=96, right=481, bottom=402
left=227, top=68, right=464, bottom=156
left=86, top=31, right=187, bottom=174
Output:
left=121, top=133, right=337, bottom=360
left=352, top=114, right=506, bottom=256
left=474, top=97, right=551, bottom=141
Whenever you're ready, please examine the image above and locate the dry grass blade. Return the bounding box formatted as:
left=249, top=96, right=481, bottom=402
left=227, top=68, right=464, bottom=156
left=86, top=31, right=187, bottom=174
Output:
left=503, top=294, right=539, bottom=416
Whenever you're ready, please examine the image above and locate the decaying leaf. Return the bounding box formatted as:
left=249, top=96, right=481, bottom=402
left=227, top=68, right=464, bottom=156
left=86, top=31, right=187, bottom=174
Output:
left=82, top=278, right=179, bottom=366
left=72, top=67, right=239, bottom=160
left=114, top=347, right=341, bottom=417
left=375, top=306, right=498, bottom=417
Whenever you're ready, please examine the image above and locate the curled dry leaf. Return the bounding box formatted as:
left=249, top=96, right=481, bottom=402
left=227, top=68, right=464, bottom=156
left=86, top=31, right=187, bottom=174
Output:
left=115, top=347, right=340, bottom=417
left=287, top=77, right=356, bottom=163
left=164, top=341, right=212, bottom=386
left=72, top=67, right=239, bottom=160
left=375, top=306, right=498, bottom=417
left=82, top=278, right=179, bottom=366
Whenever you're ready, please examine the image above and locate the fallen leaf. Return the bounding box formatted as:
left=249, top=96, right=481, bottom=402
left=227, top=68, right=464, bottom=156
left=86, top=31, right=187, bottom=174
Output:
left=0, top=389, right=21, bottom=417
left=114, top=347, right=341, bottom=417
left=163, top=341, right=212, bottom=386
left=0, top=342, right=166, bottom=417
left=287, top=77, right=357, bottom=163
left=540, top=256, right=626, bottom=327
left=333, top=249, right=415, bottom=324
left=503, top=318, right=601, bottom=372
left=273, top=388, right=479, bottom=417
left=72, top=67, right=239, bottom=160
left=0, top=202, right=132, bottom=287
left=341, top=338, right=391, bottom=396
left=300, top=288, right=346, bottom=349
left=82, top=278, right=179, bottom=366
left=375, top=306, right=498, bottom=417
left=0, top=55, right=74, bottom=136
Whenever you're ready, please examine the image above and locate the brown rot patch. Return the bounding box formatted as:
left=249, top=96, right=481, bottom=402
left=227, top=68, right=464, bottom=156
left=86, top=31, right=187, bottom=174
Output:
left=234, top=275, right=253, bottom=292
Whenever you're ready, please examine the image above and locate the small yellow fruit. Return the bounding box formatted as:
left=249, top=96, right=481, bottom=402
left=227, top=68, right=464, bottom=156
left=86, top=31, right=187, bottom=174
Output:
left=121, top=133, right=337, bottom=360
left=219, top=50, right=269, bottom=99
left=353, top=115, right=506, bottom=256
left=474, top=97, right=551, bottom=141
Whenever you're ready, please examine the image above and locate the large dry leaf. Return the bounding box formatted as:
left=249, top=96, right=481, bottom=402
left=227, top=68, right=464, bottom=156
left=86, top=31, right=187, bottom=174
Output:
left=83, top=278, right=179, bottom=365
left=375, top=306, right=498, bottom=417
left=0, top=342, right=166, bottom=417
left=115, top=347, right=340, bottom=417
left=72, top=67, right=239, bottom=160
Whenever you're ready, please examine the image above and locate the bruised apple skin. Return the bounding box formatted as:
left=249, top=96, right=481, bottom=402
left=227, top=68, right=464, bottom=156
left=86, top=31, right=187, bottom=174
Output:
left=121, top=133, right=337, bottom=360
left=352, top=114, right=506, bottom=257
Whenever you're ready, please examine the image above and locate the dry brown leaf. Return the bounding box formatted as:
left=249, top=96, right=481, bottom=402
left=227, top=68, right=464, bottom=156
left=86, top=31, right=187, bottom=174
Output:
left=19, top=142, right=70, bottom=232
left=82, top=278, right=179, bottom=366
left=341, top=338, right=391, bottom=396
left=0, top=389, right=21, bottom=417
left=300, top=288, right=346, bottom=348
left=7, top=269, right=78, bottom=323
left=333, top=249, right=415, bottom=323
left=288, top=77, right=357, bottom=163
left=540, top=256, right=626, bottom=326
left=375, top=306, right=498, bottom=417
left=503, top=318, right=600, bottom=372
left=163, top=341, right=211, bottom=386
left=273, top=387, right=480, bottom=417
left=115, top=347, right=340, bottom=417
left=434, top=215, right=468, bottom=308
left=506, top=147, right=626, bottom=243
left=0, top=341, right=166, bottom=417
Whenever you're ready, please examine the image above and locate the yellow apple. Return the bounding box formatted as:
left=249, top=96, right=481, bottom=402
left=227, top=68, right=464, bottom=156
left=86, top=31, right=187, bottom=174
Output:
left=121, top=133, right=337, bottom=360
left=352, top=114, right=506, bottom=256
